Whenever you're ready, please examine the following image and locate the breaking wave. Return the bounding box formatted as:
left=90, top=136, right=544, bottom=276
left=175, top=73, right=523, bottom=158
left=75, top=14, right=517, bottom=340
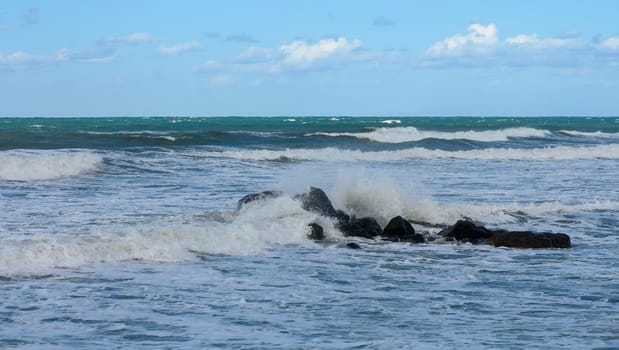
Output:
left=198, top=144, right=619, bottom=162
left=311, top=126, right=551, bottom=143
left=559, top=130, right=619, bottom=138
left=2, top=174, right=616, bottom=276
left=0, top=196, right=338, bottom=276
left=0, top=150, right=103, bottom=181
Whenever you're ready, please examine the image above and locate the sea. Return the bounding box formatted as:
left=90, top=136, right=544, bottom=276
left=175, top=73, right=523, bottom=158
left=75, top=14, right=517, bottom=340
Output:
left=0, top=116, right=618, bottom=349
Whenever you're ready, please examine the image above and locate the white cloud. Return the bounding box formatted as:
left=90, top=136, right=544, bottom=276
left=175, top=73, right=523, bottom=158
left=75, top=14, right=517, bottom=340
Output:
left=505, top=34, right=539, bottom=45
left=506, top=34, right=582, bottom=49
left=194, top=36, right=365, bottom=81
left=157, top=41, right=203, bottom=56
left=56, top=48, right=116, bottom=63
left=427, top=23, right=498, bottom=56
left=0, top=51, right=46, bottom=65
left=98, top=32, right=155, bottom=46
left=280, top=37, right=362, bottom=67
left=1, top=48, right=116, bottom=68
left=423, top=23, right=619, bottom=68
left=601, top=37, right=619, bottom=50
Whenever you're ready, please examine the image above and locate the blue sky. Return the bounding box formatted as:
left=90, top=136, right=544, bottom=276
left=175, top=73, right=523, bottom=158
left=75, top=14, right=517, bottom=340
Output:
left=1, top=1, right=618, bottom=116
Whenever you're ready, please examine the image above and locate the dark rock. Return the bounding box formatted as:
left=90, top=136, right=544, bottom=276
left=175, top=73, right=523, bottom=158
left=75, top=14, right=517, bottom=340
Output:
left=308, top=223, right=324, bottom=241
left=439, top=220, right=492, bottom=243
left=346, top=242, right=361, bottom=249
left=489, top=230, right=571, bottom=249
left=297, top=187, right=338, bottom=218
left=338, top=217, right=382, bottom=239
left=382, top=216, right=425, bottom=243
left=335, top=209, right=351, bottom=225
left=237, top=190, right=282, bottom=210
left=440, top=219, right=571, bottom=249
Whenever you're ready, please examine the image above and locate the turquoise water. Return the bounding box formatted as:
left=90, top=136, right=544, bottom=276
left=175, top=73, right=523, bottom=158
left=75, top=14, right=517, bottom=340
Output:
left=1, top=117, right=618, bottom=348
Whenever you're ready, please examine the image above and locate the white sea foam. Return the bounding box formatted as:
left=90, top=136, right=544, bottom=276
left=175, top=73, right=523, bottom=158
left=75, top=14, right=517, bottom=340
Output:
left=559, top=130, right=619, bottom=138
left=380, top=119, right=402, bottom=124
left=0, top=196, right=339, bottom=276
left=0, top=150, right=103, bottom=181
left=312, top=126, right=551, bottom=143
left=199, top=144, right=619, bottom=162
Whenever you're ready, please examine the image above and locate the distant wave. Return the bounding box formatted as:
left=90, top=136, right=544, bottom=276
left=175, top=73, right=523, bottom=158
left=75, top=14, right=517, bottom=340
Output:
left=198, top=144, right=619, bottom=162
left=0, top=150, right=102, bottom=181
left=81, top=130, right=178, bottom=142
left=559, top=130, right=619, bottom=138
left=310, top=126, right=551, bottom=143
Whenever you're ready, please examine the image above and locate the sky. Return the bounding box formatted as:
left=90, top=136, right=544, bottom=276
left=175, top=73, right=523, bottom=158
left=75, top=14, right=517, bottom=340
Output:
left=1, top=0, right=618, bottom=117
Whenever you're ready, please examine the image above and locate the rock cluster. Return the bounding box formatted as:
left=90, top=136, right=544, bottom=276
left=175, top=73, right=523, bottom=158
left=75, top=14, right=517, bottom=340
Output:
left=237, top=187, right=571, bottom=249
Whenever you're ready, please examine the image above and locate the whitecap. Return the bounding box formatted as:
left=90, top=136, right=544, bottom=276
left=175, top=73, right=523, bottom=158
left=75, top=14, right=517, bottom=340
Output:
left=0, top=196, right=339, bottom=276
left=0, top=150, right=103, bottom=181
left=312, top=126, right=551, bottom=143
left=197, top=144, right=619, bottom=162
left=559, top=130, right=619, bottom=138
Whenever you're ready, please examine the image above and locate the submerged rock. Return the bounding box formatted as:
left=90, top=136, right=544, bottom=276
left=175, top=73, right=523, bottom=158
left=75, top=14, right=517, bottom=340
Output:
left=308, top=223, right=324, bottom=241
left=440, top=219, right=571, bottom=249
left=237, top=190, right=282, bottom=210
left=489, top=230, right=571, bottom=249
left=382, top=216, right=425, bottom=243
left=346, top=242, right=361, bottom=249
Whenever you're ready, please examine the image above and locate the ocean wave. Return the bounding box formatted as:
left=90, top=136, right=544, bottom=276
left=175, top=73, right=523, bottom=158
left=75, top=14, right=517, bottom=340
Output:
left=0, top=150, right=103, bottom=181
left=380, top=119, right=402, bottom=124
left=198, top=144, right=619, bottom=162
left=81, top=130, right=178, bottom=141
left=0, top=196, right=337, bottom=276
left=559, top=130, right=619, bottom=138
left=1, top=180, right=616, bottom=276
left=311, top=126, right=551, bottom=143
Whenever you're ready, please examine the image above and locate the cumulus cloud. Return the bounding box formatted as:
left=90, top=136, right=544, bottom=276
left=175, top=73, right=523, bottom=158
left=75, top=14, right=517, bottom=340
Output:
left=427, top=23, right=498, bottom=57
left=157, top=41, right=203, bottom=56
left=98, top=32, right=155, bottom=46
left=280, top=37, right=362, bottom=67
left=424, top=23, right=619, bottom=67
left=194, top=36, right=364, bottom=79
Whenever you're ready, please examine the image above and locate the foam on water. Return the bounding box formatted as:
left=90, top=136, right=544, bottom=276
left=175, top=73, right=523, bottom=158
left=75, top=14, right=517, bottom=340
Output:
left=312, top=126, right=551, bottom=143
left=0, top=196, right=339, bottom=276
left=199, top=144, right=619, bottom=162
left=0, top=150, right=103, bottom=181
left=559, top=130, right=619, bottom=138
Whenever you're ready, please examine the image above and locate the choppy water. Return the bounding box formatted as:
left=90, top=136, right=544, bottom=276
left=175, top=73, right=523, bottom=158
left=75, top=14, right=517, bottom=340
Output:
left=1, top=117, right=618, bottom=349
